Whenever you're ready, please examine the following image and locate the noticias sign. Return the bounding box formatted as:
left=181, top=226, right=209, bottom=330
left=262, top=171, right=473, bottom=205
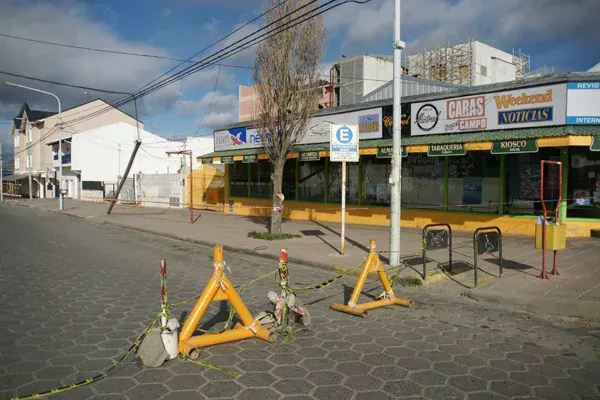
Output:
left=411, top=84, right=567, bottom=136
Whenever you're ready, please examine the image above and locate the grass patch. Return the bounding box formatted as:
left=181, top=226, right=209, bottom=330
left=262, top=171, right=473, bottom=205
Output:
left=395, top=277, right=423, bottom=287
left=248, top=231, right=301, bottom=241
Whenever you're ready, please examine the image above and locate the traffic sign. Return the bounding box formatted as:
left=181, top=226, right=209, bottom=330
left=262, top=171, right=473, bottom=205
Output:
left=330, top=124, right=359, bottom=162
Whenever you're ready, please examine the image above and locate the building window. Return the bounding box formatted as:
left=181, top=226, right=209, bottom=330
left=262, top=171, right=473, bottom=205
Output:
left=328, top=162, right=359, bottom=204
left=448, top=152, right=500, bottom=213
left=505, top=148, right=560, bottom=215
left=230, top=162, right=248, bottom=197
left=567, top=147, right=600, bottom=219
left=402, top=154, right=445, bottom=210
left=26, top=153, right=32, bottom=169
left=27, top=126, right=33, bottom=143
left=14, top=133, right=19, bottom=148
left=250, top=160, right=271, bottom=198
left=362, top=156, right=391, bottom=206
left=282, top=160, right=296, bottom=201
left=15, top=156, right=20, bottom=169
left=298, top=159, right=325, bottom=202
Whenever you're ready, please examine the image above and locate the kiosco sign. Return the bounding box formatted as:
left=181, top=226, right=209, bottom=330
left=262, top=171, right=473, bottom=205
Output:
left=411, top=84, right=567, bottom=136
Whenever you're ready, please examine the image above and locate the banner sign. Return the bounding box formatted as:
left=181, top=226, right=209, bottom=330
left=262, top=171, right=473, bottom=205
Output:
left=214, top=107, right=382, bottom=151
left=491, top=139, right=538, bottom=154
left=376, top=146, right=407, bottom=158
left=566, top=82, right=600, bottom=124
left=428, top=143, right=466, bottom=157
left=299, top=151, right=320, bottom=161
left=382, top=104, right=411, bottom=138
left=220, top=156, right=234, bottom=164
left=330, top=124, right=359, bottom=162
left=411, top=83, right=567, bottom=136
left=242, top=154, right=257, bottom=163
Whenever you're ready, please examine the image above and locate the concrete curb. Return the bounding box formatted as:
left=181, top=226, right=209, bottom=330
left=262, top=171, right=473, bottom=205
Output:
left=2, top=201, right=364, bottom=277
left=95, top=220, right=354, bottom=277
left=467, top=290, right=600, bottom=319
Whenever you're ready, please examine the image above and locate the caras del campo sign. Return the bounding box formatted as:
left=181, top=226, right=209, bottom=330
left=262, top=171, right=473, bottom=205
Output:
left=411, top=83, right=566, bottom=136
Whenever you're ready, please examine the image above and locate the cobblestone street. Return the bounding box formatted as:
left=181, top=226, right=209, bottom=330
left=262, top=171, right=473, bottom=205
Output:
left=1, top=205, right=599, bottom=400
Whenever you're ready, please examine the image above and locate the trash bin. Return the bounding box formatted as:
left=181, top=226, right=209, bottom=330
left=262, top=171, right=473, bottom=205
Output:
left=535, top=218, right=566, bottom=250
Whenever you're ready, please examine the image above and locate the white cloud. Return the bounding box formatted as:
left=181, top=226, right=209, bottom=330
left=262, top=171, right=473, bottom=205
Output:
left=180, top=66, right=235, bottom=90
left=177, top=91, right=238, bottom=130
left=324, top=0, right=600, bottom=56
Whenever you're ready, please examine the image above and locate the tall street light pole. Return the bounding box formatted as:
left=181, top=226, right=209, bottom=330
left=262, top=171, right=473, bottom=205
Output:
left=390, top=0, right=405, bottom=268
left=6, top=81, right=63, bottom=210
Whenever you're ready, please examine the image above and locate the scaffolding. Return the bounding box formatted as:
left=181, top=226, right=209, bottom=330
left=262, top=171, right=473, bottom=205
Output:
left=407, top=40, right=531, bottom=86
left=512, top=48, right=531, bottom=79
left=407, top=40, right=474, bottom=86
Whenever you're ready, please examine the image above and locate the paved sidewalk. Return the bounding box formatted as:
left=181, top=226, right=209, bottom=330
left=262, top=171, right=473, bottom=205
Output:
left=5, top=198, right=600, bottom=318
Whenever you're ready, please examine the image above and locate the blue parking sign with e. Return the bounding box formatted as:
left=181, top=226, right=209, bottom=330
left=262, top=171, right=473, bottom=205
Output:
left=336, top=126, right=353, bottom=144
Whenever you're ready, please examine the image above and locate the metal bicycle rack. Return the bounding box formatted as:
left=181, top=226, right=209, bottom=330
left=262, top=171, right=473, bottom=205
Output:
left=422, top=224, right=452, bottom=281
left=473, top=226, right=503, bottom=288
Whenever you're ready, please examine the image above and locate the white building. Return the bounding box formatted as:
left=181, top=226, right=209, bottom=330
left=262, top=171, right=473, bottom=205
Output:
left=331, top=54, right=394, bottom=106
left=69, top=122, right=181, bottom=200
left=182, top=136, right=214, bottom=170
left=407, top=40, right=531, bottom=87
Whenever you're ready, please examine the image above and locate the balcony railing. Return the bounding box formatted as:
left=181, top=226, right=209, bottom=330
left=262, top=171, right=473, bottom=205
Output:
left=53, top=154, right=71, bottom=164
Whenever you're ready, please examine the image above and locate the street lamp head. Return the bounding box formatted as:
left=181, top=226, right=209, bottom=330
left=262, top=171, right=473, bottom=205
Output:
left=5, top=81, right=18, bottom=88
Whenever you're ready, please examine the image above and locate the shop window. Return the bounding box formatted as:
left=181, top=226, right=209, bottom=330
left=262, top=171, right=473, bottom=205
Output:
left=402, top=154, right=445, bottom=209
left=362, top=156, right=391, bottom=206
left=567, top=148, right=600, bottom=219
left=230, top=163, right=248, bottom=197
left=250, top=160, right=271, bottom=198
left=298, top=159, right=325, bottom=202
left=328, top=162, right=359, bottom=204
left=448, top=152, right=500, bottom=213
left=505, top=148, right=560, bottom=215
left=282, top=160, right=296, bottom=201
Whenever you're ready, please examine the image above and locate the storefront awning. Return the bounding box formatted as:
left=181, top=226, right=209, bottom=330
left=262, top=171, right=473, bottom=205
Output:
left=202, top=125, right=600, bottom=160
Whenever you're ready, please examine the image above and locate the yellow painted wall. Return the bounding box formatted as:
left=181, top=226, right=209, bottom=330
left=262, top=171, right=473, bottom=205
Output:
left=223, top=196, right=599, bottom=238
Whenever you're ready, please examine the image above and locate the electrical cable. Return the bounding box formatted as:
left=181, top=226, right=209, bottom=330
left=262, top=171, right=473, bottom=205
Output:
left=194, top=64, right=221, bottom=135
left=56, top=0, right=334, bottom=129
left=9, top=1, right=365, bottom=138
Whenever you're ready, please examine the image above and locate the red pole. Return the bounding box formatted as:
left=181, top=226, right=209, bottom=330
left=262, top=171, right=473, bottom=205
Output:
left=551, top=162, right=563, bottom=275
left=539, top=161, right=549, bottom=279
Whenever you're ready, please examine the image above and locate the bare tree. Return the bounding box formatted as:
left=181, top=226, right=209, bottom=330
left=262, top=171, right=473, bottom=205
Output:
left=254, top=0, right=326, bottom=234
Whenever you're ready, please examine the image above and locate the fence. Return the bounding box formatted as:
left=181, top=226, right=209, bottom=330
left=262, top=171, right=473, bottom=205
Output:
left=2, top=182, right=22, bottom=197
left=136, top=173, right=181, bottom=209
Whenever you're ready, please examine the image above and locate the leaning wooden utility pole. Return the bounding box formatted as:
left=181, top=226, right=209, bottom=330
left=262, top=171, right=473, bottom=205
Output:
left=107, top=139, right=141, bottom=214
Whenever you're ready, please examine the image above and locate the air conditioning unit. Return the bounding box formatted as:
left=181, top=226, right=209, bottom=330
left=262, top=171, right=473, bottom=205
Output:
left=169, top=196, right=180, bottom=207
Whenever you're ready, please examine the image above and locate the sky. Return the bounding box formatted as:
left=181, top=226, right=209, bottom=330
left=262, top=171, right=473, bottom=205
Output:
left=1, top=0, right=599, bottom=161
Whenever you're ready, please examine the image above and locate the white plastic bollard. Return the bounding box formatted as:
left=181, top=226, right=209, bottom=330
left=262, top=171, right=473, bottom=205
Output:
left=161, top=318, right=180, bottom=360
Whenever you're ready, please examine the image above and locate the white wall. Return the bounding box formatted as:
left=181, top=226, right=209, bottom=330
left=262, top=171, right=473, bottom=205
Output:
left=363, top=56, right=394, bottom=96
left=184, top=136, right=214, bottom=170
left=71, top=122, right=182, bottom=183
left=472, top=41, right=517, bottom=86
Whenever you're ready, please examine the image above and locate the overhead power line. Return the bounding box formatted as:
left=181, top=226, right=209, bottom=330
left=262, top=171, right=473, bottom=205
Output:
left=14, top=0, right=369, bottom=134
left=58, top=0, right=348, bottom=129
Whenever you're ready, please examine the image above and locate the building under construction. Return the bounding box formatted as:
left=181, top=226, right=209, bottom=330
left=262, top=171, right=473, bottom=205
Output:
left=406, top=40, right=530, bottom=87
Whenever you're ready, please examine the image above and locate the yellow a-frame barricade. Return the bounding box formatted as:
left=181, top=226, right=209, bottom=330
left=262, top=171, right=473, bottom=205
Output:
left=178, top=245, right=274, bottom=359
left=331, top=240, right=412, bottom=317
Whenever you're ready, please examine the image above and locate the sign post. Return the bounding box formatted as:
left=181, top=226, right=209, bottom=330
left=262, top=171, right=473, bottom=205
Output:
left=330, top=124, right=359, bottom=256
